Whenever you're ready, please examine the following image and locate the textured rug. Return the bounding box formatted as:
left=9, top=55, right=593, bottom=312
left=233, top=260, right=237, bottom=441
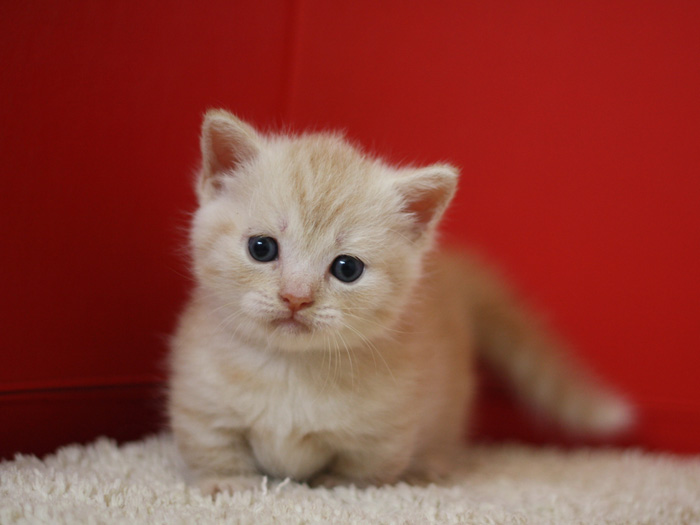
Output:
left=1, top=434, right=699, bottom=524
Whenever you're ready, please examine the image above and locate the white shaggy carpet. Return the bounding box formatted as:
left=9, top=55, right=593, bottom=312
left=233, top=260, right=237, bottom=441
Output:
left=2, top=435, right=700, bottom=524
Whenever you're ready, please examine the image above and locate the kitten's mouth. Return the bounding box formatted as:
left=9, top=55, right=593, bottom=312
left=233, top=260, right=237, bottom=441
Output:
left=271, top=316, right=312, bottom=334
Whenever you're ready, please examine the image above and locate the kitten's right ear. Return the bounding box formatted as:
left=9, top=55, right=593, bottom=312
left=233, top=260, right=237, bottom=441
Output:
left=198, top=109, right=261, bottom=202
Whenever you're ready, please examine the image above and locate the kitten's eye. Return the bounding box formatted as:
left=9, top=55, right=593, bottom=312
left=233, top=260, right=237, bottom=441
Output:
left=248, top=236, right=278, bottom=262
left=330, top=255, right=364, bottom=283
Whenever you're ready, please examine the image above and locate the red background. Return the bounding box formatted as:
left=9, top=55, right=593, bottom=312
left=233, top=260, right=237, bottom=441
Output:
left=2, top=1, right=699, bottom=458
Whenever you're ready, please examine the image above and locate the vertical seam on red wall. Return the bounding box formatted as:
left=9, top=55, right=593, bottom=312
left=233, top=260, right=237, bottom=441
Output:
left=281, top=0, right=303, bottom=123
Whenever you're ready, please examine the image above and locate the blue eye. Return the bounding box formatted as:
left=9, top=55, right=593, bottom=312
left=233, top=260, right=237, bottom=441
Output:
left=248, top=236, right=278, bottom=262
left=331, top=255, right=364, bottom=283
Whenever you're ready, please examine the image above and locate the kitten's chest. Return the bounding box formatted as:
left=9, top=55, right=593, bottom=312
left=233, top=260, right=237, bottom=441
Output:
left=245, top=385, right=343, bottom=478
left=224, top=360, right=374, bottom=435
left=216, top=345, right=390, bottom=427
left=218, top=357, right=375, bottom=478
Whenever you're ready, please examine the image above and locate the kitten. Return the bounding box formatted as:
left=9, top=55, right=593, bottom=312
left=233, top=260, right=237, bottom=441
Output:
left=168, top=110, right=632, bottom=493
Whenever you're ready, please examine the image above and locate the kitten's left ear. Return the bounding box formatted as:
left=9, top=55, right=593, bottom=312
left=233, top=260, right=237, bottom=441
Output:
left=393, top=164, right=459, bottom=240
left=198, top=109, right=262, bottom=202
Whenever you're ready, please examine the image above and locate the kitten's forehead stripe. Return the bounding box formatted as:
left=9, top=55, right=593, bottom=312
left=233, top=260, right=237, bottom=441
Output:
left=281, top=135, right=378, bottom=246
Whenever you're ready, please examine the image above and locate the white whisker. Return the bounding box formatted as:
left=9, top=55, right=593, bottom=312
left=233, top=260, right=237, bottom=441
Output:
left=340, top=320, right=397, bottom=386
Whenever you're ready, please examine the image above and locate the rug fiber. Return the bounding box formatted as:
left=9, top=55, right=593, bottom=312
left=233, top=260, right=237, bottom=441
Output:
left=1, top=434, right=699, bottom=524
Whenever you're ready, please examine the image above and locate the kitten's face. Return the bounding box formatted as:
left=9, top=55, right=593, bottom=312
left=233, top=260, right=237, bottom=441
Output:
left=190, top=111, right=457, bottom=352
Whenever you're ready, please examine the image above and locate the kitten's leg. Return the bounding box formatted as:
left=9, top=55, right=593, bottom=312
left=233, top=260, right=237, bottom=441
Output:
left=171, top=410, right=259, bottom=495
left=311, top=439, right=413, bottom=488
left=401, top=447, right=459, bottom=486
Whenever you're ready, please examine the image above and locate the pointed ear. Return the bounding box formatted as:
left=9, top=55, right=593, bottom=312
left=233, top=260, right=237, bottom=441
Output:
left=198, top=109, right=261, bottom=201
left=393, top=164, right=459, bottom=239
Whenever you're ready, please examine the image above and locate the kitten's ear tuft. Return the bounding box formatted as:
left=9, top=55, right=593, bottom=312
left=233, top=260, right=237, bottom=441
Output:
left=198, top=109, right=261, bottom=201
left=393, top=164, right=459, bottom=239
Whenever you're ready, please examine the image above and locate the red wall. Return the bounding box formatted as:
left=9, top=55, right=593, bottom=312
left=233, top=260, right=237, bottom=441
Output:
left=2, top=1, right=699, bottom=457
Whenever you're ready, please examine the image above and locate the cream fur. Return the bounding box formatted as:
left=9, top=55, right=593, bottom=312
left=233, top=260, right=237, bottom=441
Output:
left=168, top=110, right=632, bottom=494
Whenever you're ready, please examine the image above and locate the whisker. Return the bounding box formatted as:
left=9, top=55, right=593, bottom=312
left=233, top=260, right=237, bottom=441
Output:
left=340, top=321, right=397, bottom=386
left=316, top=333, right=332, bottom=398
left=335, top=330, right=355, bottom=390
left=342, top=312, right=419, bottom=337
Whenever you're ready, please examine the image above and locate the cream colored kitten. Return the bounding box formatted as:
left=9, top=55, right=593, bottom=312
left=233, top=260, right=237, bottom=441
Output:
left=168, top=110, right=632, bottom=493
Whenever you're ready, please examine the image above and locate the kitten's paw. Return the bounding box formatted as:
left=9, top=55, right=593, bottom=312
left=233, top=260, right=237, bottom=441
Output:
left=401, top=468, right=448, bottom=487
left=310, top=472, right=397, bottom=489
left=309, top=473, right=355, bottom=489
left=403, top=455, right=453, bottom=486
left=197, top=475, right=263, bottom=497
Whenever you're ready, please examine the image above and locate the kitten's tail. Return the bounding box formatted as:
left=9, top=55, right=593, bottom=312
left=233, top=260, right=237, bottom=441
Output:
left=462, top=252, right=634, bottom=436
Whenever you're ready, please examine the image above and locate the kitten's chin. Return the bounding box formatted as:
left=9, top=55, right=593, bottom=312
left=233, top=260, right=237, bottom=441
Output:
left=271, top=317, right=313, bottom=335
left=264, top=327, right=327, bottom=352
left=236, top=317, right=328, bottom=352
left=237, top=312, right=393, bottom=353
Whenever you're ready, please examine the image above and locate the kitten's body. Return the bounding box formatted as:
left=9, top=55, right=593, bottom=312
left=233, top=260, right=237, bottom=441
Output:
left=168, top=111, right=631, bottom=492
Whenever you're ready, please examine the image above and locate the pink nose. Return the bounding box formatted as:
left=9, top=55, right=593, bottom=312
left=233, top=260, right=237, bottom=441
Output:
left=280, top=292, right=314, bottom=312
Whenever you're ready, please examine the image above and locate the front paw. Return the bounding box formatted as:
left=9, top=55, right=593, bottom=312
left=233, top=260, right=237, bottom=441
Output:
left=309, top=472, right=354, bottom=489
left=197, top=475, right=264, bottom=496
left=309, top=472, right=395, bottom=489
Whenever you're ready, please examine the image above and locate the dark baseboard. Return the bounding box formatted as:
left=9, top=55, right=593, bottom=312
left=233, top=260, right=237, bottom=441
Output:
left=0, top=382, right=165, bottom=459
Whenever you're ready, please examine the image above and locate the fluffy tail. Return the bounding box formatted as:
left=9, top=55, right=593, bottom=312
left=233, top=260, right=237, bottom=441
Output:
left=461, top=252, right=634, bottom=435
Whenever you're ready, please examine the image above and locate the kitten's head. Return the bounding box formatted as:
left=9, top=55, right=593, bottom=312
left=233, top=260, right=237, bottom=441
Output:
left=190, top=110, right=458, bottom=352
